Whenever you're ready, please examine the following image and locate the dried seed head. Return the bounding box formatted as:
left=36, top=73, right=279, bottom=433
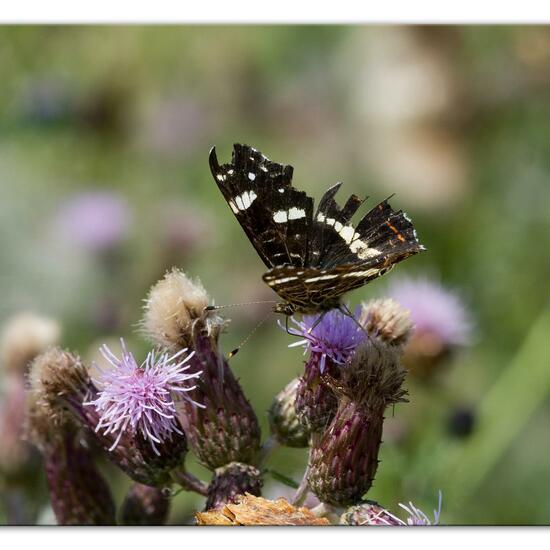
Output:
left=196, top=493, right=330, bottom=525
left=360, top=299, right=413, bottom=347
left=26, top=348, right=89, bottom=449
left=205, top=462, right=263, bottom=511
left=0, top=313, right=60, bottom=374
left=268, top=378, right=310, bottom=448
left=338, top=339, right=408, bottom=410
left=141, top=269, right=216, bottom=350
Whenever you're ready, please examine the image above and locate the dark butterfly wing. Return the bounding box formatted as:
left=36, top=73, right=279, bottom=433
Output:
left=209, top=144, right=313, bottom=268
left=263, top=262, right=394, bottom=314
left=308, top=184, right=424, bottom=270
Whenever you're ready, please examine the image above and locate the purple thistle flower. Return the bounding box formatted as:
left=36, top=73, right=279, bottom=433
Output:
left=377, top=491, right=442, bottom=526
left=84, top=339, right=201, bottom=456
left=287, top=308, right=366, bottom=373
left=397, top=490, right=442, bottom=526
left=54, top=191, right=132, bottom=252
left=388, top=277, right=472, bottom=347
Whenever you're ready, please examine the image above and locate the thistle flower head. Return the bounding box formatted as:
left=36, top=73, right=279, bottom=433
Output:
left=388, top=277, right=472, bottom=347
left=397, top=491, right=442, bottom=526
left=288, top=308, right=366, bottom=373
left=141, top=268, right=224, bottom=350
left=85, top=339, right=201, bottom=455
left=360, top=298, right=413, bottom=347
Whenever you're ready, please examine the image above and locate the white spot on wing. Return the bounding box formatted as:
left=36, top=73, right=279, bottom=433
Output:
left=304, top=274, right=339, bottom=283
left=270, top=276, right=299, bottom=285
left=216, top=174, right=225, bottom=182
left=229, top=200, right=239, bottom=214
left=288, top=207, right=306, bottom=220
left=273, top=210, right=288, bottom=223
left=278, top=188, right=285, bottom=193
left=248, top=172, right=256, bottom=181
left=233, top=190, right=258, bottom=211
left=349, top=240, right=380, bottom=259
left=339, top=226, right=356, bottom=244
left=342, top=268, right=380, bottom=278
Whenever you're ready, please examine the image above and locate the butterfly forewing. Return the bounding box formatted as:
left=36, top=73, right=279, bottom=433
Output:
left=209, top=144, right=312, bottom=268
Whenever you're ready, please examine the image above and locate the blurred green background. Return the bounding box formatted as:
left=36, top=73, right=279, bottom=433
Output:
left=1, top=25, right=550, bottom=525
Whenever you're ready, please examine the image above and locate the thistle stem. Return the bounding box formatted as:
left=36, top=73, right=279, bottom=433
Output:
left=171, top=469, right=208, bottom=496
left=311, top=503, right=340, bottom=524
left=292, top=462, right=311, bottom=506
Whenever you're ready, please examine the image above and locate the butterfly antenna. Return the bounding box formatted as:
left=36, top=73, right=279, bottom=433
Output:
left=204, top=300, right=278, bottom=313
left=227, top=313, right=270, bottom=359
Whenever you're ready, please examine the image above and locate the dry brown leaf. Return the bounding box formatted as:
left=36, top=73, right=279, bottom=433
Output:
left=196, top=493, right=330, bottom=526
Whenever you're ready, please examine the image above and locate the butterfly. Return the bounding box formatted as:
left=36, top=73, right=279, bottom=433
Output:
left=209, top=143, right=425, bottom=317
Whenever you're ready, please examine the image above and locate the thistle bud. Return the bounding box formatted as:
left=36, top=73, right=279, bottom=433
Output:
left=289, top=309, right=366, bottom=434
left=26, top=391, right=115, bottom=525
left=205, top=462, right=263, bottom=511
left=308, top=340, right=407, bottom=506
left=142, top=269, right=261, bottom=470
left=340, top=501, right=401, bottom=525
left=268, top=378, right=310, bottom=448
left=120, top=483, right=170, bottom=525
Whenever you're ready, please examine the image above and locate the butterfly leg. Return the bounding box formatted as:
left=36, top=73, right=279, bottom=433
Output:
left=338, top=303, right=371, bottom=338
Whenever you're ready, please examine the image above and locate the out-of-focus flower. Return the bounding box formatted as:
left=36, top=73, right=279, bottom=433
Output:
left=205, top=462, right=263, bottom=511
left=53, top=191, right=132, bottom=252
left=288, top=308, right=365, bottom=434
left=268, top=378, right=310, bottom=448
left=0, top=313, right=60, bottom=481
left=120, top=483, right=170, bottom=526
left=138, top=96, right=210, bottom=158
left=0, top=312, right=60, bottom=375
left=142, top=269, right=261, bottom=470
left=84, top=339, right=200, bottom=456
left=196, top=494, right=330, bottom=526
left=388, top=277, right=472, bottom=377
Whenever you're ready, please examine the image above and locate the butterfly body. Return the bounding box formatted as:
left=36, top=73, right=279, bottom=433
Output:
left=209, top=144, right=425, bottom=316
